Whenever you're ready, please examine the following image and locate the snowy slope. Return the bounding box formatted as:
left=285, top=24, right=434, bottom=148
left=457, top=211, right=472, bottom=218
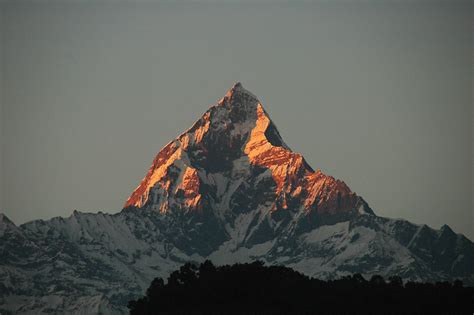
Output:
left=1, top=209, right=473, bottom=314
left=1, top=83, right=473, bottom=314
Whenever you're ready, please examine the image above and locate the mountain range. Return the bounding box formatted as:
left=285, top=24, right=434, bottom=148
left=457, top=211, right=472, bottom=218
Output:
left=1, top=83, right=473, bottom=314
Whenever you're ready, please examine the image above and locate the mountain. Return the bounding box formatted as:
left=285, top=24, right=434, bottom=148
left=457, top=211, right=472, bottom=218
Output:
left=1, top=83, right=473, bottom=314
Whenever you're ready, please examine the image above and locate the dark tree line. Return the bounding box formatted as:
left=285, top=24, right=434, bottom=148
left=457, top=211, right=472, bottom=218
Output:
left=128, top=261, right=473, bottom=314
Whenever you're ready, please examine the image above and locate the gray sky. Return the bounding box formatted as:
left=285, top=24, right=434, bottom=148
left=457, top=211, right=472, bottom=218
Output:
left=1, top=1, right=472, bottom=240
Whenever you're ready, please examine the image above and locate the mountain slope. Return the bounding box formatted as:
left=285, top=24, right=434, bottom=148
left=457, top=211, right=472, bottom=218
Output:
left=1, top=83, right=473, bottom=314
left=123, top=82, right=373, bottom=257
left=125, top=82, right=363, bottom=216
left=1, top=209, right=473, bottom=314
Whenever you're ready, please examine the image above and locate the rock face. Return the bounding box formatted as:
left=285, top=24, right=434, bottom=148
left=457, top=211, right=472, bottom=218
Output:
left=1, top=83, right=473, bottom=314
left=125, top=83, right=360, bottom=216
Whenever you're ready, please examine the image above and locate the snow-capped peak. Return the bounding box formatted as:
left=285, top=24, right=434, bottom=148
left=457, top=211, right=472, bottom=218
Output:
left=125, top=83, right=361, bottom=219
left=0, top=213, right=21, bottom=238
left=0, top=213, right=15, bottom=227
left=222, top=81, right=258, bottom=100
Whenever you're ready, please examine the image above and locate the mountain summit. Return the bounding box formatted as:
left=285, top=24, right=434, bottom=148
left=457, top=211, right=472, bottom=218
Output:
left=125, top=83, right=369, bottom=220
left=1, top=83, right=472, bottom=314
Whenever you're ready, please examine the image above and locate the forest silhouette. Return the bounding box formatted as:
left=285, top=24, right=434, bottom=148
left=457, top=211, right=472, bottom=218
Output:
left=128, top=261, right=473, bottom=314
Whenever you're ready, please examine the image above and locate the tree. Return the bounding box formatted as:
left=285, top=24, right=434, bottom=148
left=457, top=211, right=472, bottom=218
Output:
left=128, top=262, right=474, bottom=314
left=388, top=276, right=403, bottom=288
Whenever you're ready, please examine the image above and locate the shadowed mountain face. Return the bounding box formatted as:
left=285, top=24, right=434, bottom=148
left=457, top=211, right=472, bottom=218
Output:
left=123, top=83, right=371, bottom=256
left=0, top=84, right=473, bottom=314
left=125, top=82, right=361, bottom=216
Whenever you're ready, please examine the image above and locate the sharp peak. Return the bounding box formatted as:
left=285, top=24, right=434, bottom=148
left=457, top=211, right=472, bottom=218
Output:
left=232, top=81, right=243, bottom=89
left=0, top=213, right=15, bottom=226
left=224, top=82, right=258, bottom=100
left=440, top=224, right=455, bottom=233
left=230, top=81, right=244, bottom=92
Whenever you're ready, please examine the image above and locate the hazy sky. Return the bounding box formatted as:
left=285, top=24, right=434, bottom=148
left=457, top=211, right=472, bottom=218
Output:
left=1, top=1, right=472, bottom=240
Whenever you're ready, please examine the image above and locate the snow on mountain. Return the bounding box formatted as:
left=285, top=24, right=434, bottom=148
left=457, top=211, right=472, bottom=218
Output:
left=1, top=83, right=473, bottom=314
left=124, top=82, right=362, bottom=216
